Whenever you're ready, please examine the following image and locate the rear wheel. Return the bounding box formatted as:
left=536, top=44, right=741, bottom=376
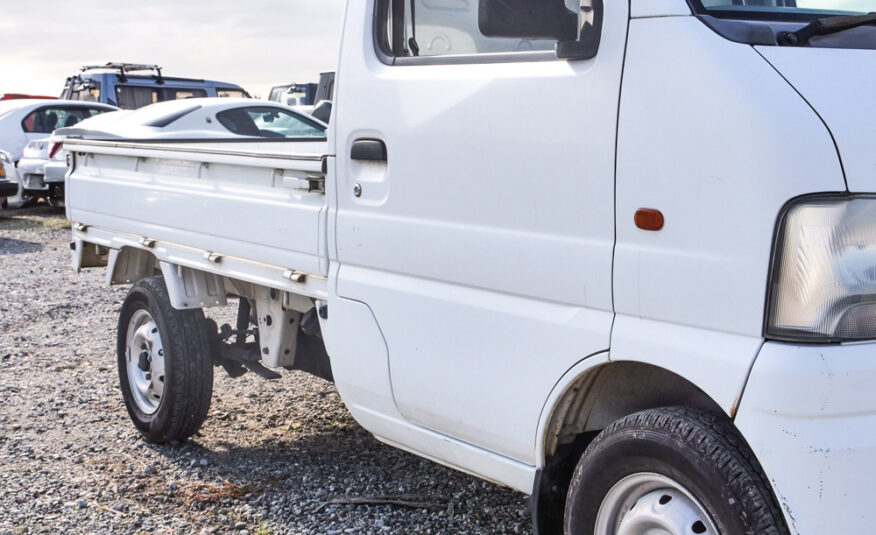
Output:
left=117, top=277, right=213, bottom=443
left=564, top=407, right=788, bottom=535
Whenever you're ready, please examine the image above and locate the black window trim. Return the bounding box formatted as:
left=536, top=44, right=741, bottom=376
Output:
left=372, top=0, right=563, bottom=66
left=686, top=0, right=861, bottom=22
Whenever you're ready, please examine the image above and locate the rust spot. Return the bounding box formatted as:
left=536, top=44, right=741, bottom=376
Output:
left=730, top=396, right=741, bottom=419
left=635, top=209, right=664, bottom=231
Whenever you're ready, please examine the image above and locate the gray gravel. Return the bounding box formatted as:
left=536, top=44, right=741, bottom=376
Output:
left=0, top=205, right=532, bottom=535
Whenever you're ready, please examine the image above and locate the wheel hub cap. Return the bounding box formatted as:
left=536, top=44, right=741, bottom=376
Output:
left=125, top=309, right=166, bottom=415
left=596, top=473, right=718, bottom=535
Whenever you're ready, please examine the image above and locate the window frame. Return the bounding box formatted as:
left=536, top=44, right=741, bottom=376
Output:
left=373, top=0, right=562, bottom=66
left=686, top=0, right=858, bottom=21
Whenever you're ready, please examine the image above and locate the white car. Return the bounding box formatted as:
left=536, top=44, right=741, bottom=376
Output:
left=57, top=98, right=327, bottom=141
left=0, top=99, right=117, bottom=162
left=16, top=137, right=68, bottom=207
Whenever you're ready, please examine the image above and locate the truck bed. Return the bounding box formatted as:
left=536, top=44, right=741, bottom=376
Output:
left=65, top=138, right=329, bottom=300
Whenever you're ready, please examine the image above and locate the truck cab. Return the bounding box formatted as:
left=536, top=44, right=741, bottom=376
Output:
left=61, top=63, right=250, bottom=109
left=65, top=1, right=876, bottom=534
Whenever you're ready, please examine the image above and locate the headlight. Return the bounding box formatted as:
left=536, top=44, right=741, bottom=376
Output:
left=768, top=195, right=876, bottom=342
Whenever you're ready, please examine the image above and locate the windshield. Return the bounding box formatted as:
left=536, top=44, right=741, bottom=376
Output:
left=69, top=82, right=101, bottom=102
left=216, top=107, right=325, bottom=139
left=697, top=0, right=871, bottom=17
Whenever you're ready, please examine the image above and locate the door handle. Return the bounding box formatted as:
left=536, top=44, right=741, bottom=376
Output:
left=351, top=139, right=387, bottom=162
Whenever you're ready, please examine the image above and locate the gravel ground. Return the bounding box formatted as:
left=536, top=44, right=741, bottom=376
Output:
left=0, top=205, right=531, bottom=535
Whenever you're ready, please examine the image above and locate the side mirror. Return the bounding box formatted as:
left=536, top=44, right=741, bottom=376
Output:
left=478, top=0, right=579, bottom=42
left=478, top=0, right=604, bottom=61
left=556, top=0, right=604, bottom=61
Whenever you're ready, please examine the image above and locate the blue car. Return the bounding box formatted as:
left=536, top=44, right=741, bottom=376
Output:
left=60, top=63, right=250, bottom=110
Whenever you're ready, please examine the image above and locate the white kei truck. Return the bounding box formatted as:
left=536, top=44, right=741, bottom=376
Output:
left=63, top=0, right=875, bottom=534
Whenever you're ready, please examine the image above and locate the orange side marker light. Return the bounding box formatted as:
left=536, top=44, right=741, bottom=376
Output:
left=635, top=209, right=664, bottom=231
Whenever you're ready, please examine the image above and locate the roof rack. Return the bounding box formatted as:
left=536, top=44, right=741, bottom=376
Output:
left=80, top=63, right=164, bottom=84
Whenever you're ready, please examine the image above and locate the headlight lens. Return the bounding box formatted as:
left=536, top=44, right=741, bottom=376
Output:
left=768, top=196, right=876, bottom=342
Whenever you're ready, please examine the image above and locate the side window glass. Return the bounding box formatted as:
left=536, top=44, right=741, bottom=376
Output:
left=22, top=107, right=98, bottom=133
left=216, top=108, right=326, bottom=139
left=381, top=0, right=581, bottom=58
left=217, top=89, right=247, bottom=98
left=117, top=86, right=158, bottom=109
left=159, top=88, right=208, bottom=101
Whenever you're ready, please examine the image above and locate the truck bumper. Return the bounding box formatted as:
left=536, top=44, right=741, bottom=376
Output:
left=736, top=341, right=876, bottom=535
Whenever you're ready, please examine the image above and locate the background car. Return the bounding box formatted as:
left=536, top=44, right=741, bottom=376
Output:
left=0, top=99, right=118, bottom=162
left=0, top=149, right=18, bottom=209
left=57, top=98, right=327, bottom=140
left=0, top=93, right=56, bottom=101
left=60, top=63, right=250, bottom=109
left=16, top=137, right=67, bottom=207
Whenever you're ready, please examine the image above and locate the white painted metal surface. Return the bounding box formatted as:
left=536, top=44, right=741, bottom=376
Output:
left=611, top=16, right=845, bottom=417
left=630, top=0, right=691, bottom=18
left=327, top=0, right=629, bottom=466
left=757, top=46, right=876, bottom=193
left=66, top=138, right=329, bottom=279
left=736, top=341, right=876, bottom=535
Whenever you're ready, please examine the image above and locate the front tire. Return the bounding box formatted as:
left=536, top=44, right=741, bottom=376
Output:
left=117, top=277, right=213, bottom=443
left=564, top=407, right=788, bottom=535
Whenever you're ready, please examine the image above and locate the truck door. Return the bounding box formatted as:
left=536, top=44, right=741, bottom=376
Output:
left=332, top=0, right=628, bottom=463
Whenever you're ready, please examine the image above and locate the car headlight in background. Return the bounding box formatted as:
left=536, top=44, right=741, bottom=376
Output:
left=768, top=195, right=876, bottom=342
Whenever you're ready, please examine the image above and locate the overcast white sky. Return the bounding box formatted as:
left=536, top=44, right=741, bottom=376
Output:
left=0, top=0, right=347, bottom=99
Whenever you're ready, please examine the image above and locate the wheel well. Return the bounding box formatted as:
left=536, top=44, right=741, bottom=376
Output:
left=108, top=246, right=160, bottom=285
left=544, top=361, right=724, bottom=459
left=533, top=361, right=725, bottom=535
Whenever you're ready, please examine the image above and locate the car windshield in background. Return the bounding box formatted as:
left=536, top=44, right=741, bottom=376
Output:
left=696, top=0, right=871, bottom=16
left=115, top=86, right=208, bottom=109
left=69, top=82, right=101, bottom=102
left=216, top=107, right=325, bottom=139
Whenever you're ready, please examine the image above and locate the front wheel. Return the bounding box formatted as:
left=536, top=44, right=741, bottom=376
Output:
left=564, top=407, right=788, bottom=535
left=117, top=277, right=213, bottom=443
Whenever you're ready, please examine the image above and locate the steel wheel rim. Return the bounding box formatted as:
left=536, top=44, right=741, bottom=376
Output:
left=125, top=309, right=166, bottom=415
left=595, top=472, right=719, bottom=535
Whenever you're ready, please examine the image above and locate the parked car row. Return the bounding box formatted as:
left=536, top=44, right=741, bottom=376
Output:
left=2, top=62, right=332, bottom=211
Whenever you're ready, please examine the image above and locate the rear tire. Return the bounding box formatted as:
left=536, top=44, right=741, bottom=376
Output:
left=117, top=277, right=213, bottom=443
left=564, top=407, right=788, bottom=535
